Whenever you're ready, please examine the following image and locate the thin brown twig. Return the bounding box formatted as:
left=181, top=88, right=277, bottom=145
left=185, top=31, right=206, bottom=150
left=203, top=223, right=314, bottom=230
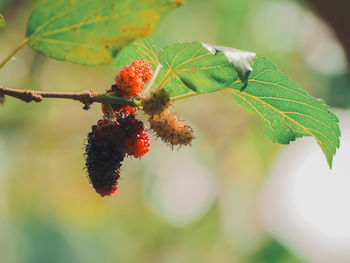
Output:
left=0, top=86, right=99, bottom=109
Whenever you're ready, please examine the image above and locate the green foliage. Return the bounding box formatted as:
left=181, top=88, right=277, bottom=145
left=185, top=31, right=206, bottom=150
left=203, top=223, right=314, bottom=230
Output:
left=0, top=14, right=5, bottom=27
left=26, top=0, right=180, bottom=66
left=157, top=41, right=240, bottom=96
left=114, top=40, right=254, bottom=96
left=114, top=39, right=340, bottom=166
left=228, top=57, right=340, bottom=167
left=1, top=0, right=342, bottom=167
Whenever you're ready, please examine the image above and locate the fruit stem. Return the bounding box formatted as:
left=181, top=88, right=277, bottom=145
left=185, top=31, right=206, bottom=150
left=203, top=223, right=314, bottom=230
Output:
left=0, top=38, right=29, bottom=70
left=99, top=93, right=140, bottom=107
left=103, top=103, right=115, bottom=119
left=170, top=92, right=201, bottom=101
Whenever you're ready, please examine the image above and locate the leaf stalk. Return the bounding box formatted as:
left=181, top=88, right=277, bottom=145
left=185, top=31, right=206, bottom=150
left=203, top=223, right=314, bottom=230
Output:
left=0, top=38, right=29, bottom=70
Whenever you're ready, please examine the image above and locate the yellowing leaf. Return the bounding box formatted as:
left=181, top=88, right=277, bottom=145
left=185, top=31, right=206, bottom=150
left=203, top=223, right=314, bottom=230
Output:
left=26, top=0, right=181, bottom=65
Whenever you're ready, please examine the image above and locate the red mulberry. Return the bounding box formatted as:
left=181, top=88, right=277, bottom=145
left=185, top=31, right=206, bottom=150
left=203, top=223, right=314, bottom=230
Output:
left=116, top=113, right=150, bottom=158
left=125, top=130, right=150, bottom=158
left=115, top=60, right=153, bottom=98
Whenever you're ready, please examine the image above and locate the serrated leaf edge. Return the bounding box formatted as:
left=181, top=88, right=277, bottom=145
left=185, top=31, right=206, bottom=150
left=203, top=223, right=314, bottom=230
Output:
left=227, top=58, right=340, bottom=168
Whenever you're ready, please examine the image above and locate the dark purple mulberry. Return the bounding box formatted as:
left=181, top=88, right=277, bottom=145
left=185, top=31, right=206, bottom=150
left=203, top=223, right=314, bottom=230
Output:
left=85, top=120, right=125, bottom=197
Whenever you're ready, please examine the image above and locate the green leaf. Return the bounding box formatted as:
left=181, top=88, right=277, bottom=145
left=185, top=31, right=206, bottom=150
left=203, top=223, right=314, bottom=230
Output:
left=114, top=41, right=256, bottom=96
left=157, top=41, right=241, bottom=97
left=26, top=0, right=181, bottom=65
left=113, top=40, right=340, bottom=166
left=114, top=39, right=159, bottom=70
left=0, top=14, right=5, bottom=28
left=227, top=57, right=340, bottom=167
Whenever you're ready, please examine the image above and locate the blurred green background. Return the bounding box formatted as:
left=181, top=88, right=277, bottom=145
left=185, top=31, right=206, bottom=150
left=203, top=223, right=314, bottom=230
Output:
left=0, top=0, right=349, bottom=262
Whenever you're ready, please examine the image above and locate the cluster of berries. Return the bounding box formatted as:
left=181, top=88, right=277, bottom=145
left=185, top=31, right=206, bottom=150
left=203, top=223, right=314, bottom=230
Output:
left=85, top=60, right=152, bottom=197
left=85, top=60, right=195, bottom=198
left=85, top=114, right=149, bottom=196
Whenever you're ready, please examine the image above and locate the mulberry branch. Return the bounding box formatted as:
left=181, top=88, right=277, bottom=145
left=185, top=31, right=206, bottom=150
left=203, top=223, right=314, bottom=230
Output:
left=0, top=86, right=137, bottom=110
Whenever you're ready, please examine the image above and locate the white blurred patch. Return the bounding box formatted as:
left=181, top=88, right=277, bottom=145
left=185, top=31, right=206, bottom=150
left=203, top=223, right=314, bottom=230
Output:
left=299, top=13, right=348, bottom=76
left=143, top=140, right=218, bottom=227
left=259, top=109, right=350, bottom=263
left=250, top=2, right=348, bottom=75
left=251, top=2, right=305, bottom=52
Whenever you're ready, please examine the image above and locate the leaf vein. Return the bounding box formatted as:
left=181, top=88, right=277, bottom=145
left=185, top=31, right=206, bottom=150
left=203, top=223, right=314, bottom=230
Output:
left=229, top=89, right=333, bottom=152
left=36, top=10, right=131, bottom=38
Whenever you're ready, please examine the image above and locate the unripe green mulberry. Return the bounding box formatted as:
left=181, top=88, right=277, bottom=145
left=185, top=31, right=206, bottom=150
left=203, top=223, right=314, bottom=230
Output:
left=148, top=109, right=195, bottom=146
left=141, top=89, right=171, bottom=115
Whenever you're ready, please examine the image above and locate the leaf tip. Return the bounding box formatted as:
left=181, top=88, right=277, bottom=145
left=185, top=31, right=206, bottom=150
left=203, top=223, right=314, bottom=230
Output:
left=326, top=134, right=340, bottom=170
left=327, top=156, right=334, bottom=169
